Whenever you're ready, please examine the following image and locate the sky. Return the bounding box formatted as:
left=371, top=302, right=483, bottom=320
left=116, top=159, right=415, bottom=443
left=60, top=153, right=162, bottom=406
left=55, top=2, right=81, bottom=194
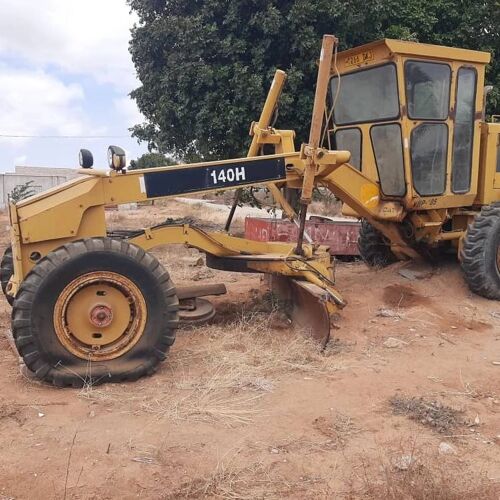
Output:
left=0, top=0, right=148, bottom=172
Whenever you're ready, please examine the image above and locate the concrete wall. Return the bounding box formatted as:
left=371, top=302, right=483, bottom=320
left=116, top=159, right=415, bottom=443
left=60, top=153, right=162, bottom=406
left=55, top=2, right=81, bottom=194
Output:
left=0, top=166, right=80, bottom=208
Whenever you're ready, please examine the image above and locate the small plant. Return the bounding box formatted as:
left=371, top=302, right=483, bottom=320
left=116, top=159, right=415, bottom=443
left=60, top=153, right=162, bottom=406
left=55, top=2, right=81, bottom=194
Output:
left=8, top=181, right=36, bottom=204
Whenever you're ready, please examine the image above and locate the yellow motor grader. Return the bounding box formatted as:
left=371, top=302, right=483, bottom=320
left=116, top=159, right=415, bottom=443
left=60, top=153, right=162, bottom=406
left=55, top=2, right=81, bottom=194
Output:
left=2, top=35, right=499, bottom=386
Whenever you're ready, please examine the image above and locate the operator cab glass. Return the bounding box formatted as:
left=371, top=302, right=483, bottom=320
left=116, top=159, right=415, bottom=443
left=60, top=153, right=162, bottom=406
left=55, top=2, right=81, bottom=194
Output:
left=330, top=64, right=399, bottom=124
left=405, top=61, right=451, bottom=119
left=329, top=40, right=488, bottom=205
left=405, top=61, right=451, bottom=196
left=334, top=128, right=362, bottom=170
left=330, top=63, right=405, bottom=196
left=451, top=68, right=477, bottom=192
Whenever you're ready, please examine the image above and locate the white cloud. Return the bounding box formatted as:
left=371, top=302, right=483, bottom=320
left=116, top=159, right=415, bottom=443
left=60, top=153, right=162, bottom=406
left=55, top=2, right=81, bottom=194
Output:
left=114, top=97, right=144, bottom=128
left=0, top=0, right=138, bottom=91
left=0, top=66, right=86, bottom=141
left=0, top=0, right=148, bottom=172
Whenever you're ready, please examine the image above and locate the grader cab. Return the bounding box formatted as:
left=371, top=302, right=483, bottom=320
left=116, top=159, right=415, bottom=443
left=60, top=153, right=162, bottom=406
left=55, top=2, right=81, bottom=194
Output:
left=2, top=35, right=499, bottom=387
left=328, top=39, right=500, bottom=296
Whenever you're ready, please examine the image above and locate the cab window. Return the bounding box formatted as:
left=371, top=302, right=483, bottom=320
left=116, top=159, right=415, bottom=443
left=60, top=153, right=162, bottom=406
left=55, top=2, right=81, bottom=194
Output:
left=330, top=64, right=399, bottom=125
left=451, top=67, right=477, bottom=193
left=411, top=123, right=448, bottom=195
left=405, top=61, right=451, bottom=120
left=334, top=128, right=362, bottom=170
left=370, top=123, right=406, bottom=196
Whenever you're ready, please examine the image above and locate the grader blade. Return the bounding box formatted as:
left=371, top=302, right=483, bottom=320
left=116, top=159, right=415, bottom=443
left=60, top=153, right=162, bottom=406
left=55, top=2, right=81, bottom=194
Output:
left=271, top=276, right=332, bottom=347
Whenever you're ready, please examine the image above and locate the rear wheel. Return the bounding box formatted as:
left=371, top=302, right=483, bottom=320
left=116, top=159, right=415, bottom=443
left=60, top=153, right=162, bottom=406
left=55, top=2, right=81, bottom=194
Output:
left=1, top=246, right=14, bottom=305
left=461, top=203, right=500, bottom=299
left=358, top=220, right=396, bottom=267
left=12, top=238, right=179, bottom=387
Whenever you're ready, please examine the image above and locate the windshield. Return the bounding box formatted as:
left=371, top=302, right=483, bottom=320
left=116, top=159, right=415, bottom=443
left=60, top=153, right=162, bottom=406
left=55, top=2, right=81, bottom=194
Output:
left=330, top=64, right=400, bottom=125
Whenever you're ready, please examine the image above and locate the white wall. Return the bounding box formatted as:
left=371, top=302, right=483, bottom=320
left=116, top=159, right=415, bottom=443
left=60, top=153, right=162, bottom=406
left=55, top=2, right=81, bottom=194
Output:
left=0, top=166, right=80, bottom=208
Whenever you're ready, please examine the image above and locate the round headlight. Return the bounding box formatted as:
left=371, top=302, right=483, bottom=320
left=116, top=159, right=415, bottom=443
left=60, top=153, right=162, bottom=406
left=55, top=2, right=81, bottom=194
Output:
left=107, top=145, right=126, bottom=171
left=79, top=149, right=94, bottom=169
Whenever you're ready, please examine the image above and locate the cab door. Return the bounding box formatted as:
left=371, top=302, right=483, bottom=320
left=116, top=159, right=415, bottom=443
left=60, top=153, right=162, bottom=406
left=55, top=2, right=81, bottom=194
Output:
left=405, top=60, right=452, bottom=198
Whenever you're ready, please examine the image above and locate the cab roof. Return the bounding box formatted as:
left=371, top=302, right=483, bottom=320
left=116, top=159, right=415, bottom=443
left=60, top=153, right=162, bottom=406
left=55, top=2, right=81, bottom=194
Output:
left=338, top=38, right=491, bottom=65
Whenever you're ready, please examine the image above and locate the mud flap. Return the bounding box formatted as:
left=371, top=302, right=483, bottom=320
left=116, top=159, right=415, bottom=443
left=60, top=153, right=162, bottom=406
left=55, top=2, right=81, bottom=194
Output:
left=270, top=276, right=332, bottom=347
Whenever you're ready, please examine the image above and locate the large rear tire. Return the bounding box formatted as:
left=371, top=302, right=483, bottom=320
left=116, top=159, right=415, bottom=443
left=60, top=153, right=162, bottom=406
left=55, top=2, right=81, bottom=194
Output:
left=358, top=220, right=397, bottom=267
left=1, top=246, right=14, bottom=306
left=461, top=203, right=500, bottom=299
left=12, top=238, right=179, bottom=387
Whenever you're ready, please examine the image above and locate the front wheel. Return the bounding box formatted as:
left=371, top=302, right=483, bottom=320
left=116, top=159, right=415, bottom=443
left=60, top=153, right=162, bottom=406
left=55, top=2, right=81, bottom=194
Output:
left=0, top=246, right=14, bottom=306
left=461, top=203, right=500, bottom=299
left=12, top=238, right=179, bottom=387
left=358, top=220, right=397, bottom=268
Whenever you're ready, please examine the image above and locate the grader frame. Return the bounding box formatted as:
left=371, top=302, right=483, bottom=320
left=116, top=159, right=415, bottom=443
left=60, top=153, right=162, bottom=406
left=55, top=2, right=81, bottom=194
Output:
left=4, top=35, right=500, bottom=386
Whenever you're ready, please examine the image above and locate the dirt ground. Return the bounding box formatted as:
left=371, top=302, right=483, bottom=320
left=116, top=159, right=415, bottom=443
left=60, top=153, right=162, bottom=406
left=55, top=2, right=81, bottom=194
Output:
left=0, top=199, right=499, bottom=499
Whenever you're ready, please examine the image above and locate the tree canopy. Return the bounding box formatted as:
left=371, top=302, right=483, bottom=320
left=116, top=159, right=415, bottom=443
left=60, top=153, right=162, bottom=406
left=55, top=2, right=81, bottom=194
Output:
left=129, top=152, right=177, bottom=169
left=128, top=0, right=499, bottom=162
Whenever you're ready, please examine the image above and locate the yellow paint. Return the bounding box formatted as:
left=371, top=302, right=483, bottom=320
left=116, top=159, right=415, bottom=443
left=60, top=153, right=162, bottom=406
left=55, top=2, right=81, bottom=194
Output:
left=360, top=184, right=380, bottom=208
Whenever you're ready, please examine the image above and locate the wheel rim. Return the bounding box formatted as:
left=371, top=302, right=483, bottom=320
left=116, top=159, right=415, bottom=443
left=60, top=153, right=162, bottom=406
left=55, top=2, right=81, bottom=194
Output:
left=53, top=271, right=147, bottom=361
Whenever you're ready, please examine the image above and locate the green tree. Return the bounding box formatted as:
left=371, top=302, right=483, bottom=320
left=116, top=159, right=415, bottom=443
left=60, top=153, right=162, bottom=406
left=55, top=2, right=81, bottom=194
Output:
left=9, top=181, right=35, bottom=204
left=128, top=0, right=499, bottom=162
left=129, top=152, right=178, bottom=170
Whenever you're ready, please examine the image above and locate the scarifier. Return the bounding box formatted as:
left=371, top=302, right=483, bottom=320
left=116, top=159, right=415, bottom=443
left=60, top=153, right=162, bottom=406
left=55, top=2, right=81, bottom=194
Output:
left=2, top=35, right=499, bottom=386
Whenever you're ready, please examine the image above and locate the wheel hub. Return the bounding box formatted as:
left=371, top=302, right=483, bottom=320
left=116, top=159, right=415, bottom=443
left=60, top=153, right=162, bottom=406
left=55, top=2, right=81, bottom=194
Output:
left=89, top=304, right=114, bottom=328
left=53, top=271, right=147, bottom=361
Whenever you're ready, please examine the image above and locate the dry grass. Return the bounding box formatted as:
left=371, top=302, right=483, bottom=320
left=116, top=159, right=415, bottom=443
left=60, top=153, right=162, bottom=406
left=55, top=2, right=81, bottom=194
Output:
left=312, top=411, right=361, bottom=449
left=349, top=439, right=499, bottom=499
left=186, top=310, right=347, bottom=377
left=389, top=395, right=464, bottom=433
left=140, top=310, right=345, bottom=426
left=80, top=310, right=345, bottom=427
left=166, top=457, right=330, bottom=499
left=140, top=367, right=264, bottom=426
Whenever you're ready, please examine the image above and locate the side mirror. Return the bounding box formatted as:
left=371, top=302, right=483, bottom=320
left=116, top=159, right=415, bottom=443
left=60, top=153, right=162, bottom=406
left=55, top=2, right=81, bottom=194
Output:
left=79, top=149, right=94, bottom=169
left=107, top=145, right=126, bottom=171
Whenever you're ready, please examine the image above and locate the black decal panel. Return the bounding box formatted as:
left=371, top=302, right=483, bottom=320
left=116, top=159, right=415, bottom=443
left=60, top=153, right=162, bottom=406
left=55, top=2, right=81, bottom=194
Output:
left=143, top=157, right=286, bottom=198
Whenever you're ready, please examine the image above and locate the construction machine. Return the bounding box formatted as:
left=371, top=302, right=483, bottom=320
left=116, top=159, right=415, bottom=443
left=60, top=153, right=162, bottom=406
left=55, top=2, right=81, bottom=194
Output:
left=2, top=35, right=499, bottom=387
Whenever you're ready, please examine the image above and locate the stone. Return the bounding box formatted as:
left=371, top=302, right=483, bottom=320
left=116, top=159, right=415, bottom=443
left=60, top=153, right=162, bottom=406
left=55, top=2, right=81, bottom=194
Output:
left=393, top=454, right=414, bottom=470
left=398, top=262, right=434, bottom=281
left=383, top=337, right=408, bottom=349
left=192, top=268, right=215, bottom=281
left=377, top=308, right=402, bottom=319
left=438, top=442, right=457, bottom=455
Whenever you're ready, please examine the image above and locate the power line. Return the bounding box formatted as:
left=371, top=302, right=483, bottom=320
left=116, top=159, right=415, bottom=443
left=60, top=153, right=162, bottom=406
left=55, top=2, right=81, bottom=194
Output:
left=0, top=133, right=131, bottom=139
